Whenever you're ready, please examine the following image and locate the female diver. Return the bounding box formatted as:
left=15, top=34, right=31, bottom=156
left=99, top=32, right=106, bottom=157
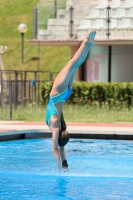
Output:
left=46, top=30, right=96, bottom=171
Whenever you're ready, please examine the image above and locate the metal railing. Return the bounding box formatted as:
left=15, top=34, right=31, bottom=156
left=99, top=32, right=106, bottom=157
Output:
left=0, top=70, right=58, bottom=120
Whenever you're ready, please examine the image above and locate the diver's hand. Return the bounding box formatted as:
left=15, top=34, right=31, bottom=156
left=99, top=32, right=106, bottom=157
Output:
left=62, top=167, right=68, bottom=172
left=62, top=160, right=68, bottom=171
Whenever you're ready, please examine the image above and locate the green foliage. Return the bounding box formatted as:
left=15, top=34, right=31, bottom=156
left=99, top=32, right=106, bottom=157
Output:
left=41, top=81, right=133, bottom=109
left=41, top=81, right=53, bottom=103
left=0, top=0, right=70, bottom=74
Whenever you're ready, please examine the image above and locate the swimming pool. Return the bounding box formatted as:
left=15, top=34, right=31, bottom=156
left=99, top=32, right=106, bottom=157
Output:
left=0, top=138, right=133, bottom=200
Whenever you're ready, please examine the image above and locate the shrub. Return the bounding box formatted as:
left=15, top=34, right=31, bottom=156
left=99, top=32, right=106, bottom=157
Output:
left=41, top=81, right=133, bottom=108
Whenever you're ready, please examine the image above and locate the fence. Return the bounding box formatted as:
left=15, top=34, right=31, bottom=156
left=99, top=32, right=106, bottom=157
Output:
left=0, top=70, right=58, bottom=120
left=35, top=0, right=76, bottom=40
left=37, top=0, right=66, bottom=30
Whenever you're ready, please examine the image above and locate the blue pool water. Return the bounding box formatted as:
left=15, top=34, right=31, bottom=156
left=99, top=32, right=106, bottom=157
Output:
left=0, top=138, right=133, bottom=200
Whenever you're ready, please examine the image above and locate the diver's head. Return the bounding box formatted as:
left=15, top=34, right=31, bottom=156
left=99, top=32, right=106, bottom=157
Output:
left=58, top=130, right=70, bottom=147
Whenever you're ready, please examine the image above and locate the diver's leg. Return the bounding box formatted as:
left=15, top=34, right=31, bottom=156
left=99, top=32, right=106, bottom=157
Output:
left=67, top=71, right=76, bottom=88
left=50, top=30, right=96, bottom=96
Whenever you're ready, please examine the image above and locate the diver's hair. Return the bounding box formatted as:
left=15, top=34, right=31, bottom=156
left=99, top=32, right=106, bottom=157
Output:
left=58, top=130, right=70, bottom=147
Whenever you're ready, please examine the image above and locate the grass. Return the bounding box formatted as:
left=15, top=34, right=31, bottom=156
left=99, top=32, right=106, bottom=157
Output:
left=63, top=104, right=133, bottom=123
left=1, top=104, right=133, bottom=123
left=0, top=0, right=70, bottom=75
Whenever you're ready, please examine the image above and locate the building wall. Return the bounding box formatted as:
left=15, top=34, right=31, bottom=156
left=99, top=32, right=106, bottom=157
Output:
left=85, top=46, right=133, bottom=82
left=112, top=46, right=133, bottom=82
left=86, top=46, right=108, bottom=82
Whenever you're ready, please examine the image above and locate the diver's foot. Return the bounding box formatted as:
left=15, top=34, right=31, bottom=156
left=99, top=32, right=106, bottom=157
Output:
left=86, top=29, right=96, bottom=46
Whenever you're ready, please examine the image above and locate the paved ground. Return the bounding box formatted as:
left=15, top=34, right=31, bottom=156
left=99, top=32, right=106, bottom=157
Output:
left=0, top=121, right=133, bottom=140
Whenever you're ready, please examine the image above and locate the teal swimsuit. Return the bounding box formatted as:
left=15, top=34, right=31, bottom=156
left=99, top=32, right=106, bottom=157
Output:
left=46, top=86, right=72, bottom=126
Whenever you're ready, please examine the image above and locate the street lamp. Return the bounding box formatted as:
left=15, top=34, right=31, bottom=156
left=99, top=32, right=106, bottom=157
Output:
left=17, top=23, right=28, bottom=64
left=0, top=46, right=8, bottom=80
left=54, top=0, right=57, bottom=18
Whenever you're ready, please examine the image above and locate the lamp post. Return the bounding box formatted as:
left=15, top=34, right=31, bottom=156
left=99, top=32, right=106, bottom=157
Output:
left=54, top=0, right=57, bottom=18
left=17, top=23, right=28, bottom=64
left=0, top=46, right=7, bottom=80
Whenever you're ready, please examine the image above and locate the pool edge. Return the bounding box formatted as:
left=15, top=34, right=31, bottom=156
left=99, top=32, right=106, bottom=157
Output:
left=0, top=129, right=133, bottom=141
